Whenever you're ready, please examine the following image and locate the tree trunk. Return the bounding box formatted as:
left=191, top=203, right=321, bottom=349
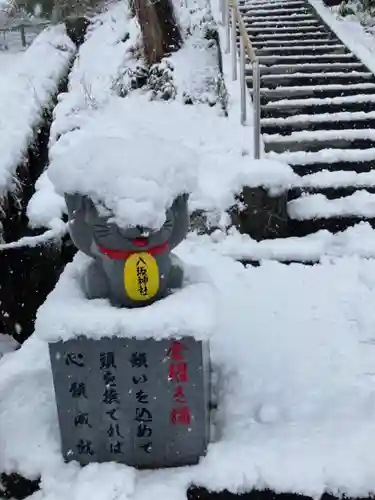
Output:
left=132, top=0, right=182, bottom=66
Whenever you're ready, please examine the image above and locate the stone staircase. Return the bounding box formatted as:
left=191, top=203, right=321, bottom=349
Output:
left=240, top=0, right=375, bottom=238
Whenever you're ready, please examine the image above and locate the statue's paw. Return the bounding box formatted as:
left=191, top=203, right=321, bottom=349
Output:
left=81, top=260, right=109, bottom=300
left=169, top=253, right=185, bottom=290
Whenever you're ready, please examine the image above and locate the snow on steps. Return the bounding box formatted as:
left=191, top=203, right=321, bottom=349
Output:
left=242, top=12, right=316, bottom=18
left=262, top=110, right=375, bottom=126
left=246, top=31, right=330, bottom=40
left=246, top=18, right=320, bottom=26
left=239, top=0, right=375, bottom=240
left=200, top=222, right=375, bottom=262
left=262, top=97, right=375, bottom=118
left=251, top=38, right=342, bottom=46
left=253, top=70, right=374, bottom=81
left=250, top=74, right=375, bottom=91
left=298, top=170, right=375, bottom=189
left=255, top=47, right=350, bottom=56
left=267, top=148, right=375, bottom=166
left=255, top=62, right=367, bottom=75
left=261, top=110, right=375, bottom=134
left=242, top=8, right=313, bottom=16
left=239, top=0, right=308, bottom=7
left=288, top=191, right=375, bottom=220
left=246, top=25, right=324, bottom=32
left=244, top=14, right=317, bottom=22
left=266, top=93, right=375, bottom=107
left=255, top=52, right=356, bottom=62
left=263, top=129, right=375, bottom=153
left=262, top=86, right=375, bottom=103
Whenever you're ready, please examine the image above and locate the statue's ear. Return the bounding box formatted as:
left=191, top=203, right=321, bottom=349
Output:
left=168, top=193, right=189, bottom=249
left=65, top=193, right=84, bottom=216
left=83, top=197, right=98, bottom=224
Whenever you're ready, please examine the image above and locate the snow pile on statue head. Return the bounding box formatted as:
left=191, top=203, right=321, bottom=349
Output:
left=48, top=132, right=198, bottom=231
left=47, top=131, right=198, bottom=308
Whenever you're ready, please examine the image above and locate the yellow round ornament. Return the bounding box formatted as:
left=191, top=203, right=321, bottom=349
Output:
left=123, top=252, right=159, bottom=301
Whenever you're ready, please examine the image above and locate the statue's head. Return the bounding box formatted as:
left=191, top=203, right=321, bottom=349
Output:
left=86, top=199, right=175, bottom=254
left=65, top=192, right=189, bottom=259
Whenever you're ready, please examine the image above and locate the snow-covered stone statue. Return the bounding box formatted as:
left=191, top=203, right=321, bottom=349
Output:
left=43, top=132, right=211, bottom=469
left=65, top=192, right=189, bottom=307
left=48, top=133, right=197, bottom=308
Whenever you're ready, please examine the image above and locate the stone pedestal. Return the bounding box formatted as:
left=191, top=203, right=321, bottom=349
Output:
left=230, top=186, right=289, bottom=240
left=49, top=336, right=210, bottom=468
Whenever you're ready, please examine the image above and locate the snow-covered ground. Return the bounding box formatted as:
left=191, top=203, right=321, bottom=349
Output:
left=4, top=251, right=375, bottom=499
left=3, top=1, right=375, bottom=499
left=0, top=50, right=20, bottom=72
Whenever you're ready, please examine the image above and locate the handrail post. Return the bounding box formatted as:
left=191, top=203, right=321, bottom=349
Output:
left=220, top=0, right=225, bottom=25
left=252, top=59, right=261, bottom=159
left=240, top=37, right=246, bottom=125
left=231, top=6, right=237, bottom=81
left=225, top=0, right=262, bottom=159
left=225, top=0, right=230, bottom=54
left=20, top=24, right=26, bottom=47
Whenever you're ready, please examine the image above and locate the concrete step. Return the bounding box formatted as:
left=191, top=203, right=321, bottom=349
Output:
left=249, top=32, right=339, bottom=42
left=255, top=62, right=367, bottom=75
left=239, top=0, right=307, bottom=7
left=259, top=85, right=375, bottom=104
left=294, top=169, right=375, bottom=189
left=239, top=0, right=307, bottom=5
left=254, top=52, right=357, bottom=64
left=242, top=13, right=316, bottom=22
left=251, top=38, right=343, bottom=47
left=241, top=4, right=311, bottom=11
left=239, top=4, right=309, bottom=12
left=287, top=190, right=375, bottom=234
left=239, top=1, right=308, bottom=8
left=261, top=111, right=375, bottom=134
left=249, top=72, right=375, bottom=88
left=253, top=46, right=349, bottom=56
left=291, top=160, right=375, bottom=175
left=289, top=185, right=375, bottom=201
left=266, top=147, right=375, bottom=170
left=289, top=213, right=375, bottom=236
left=288, top=188, right=375, bottom=207
left=244, top=19, right=320, bottom=27
left=242, top=7, right=313, bottom=15
left=263, top=128, right=375, bottom=153
left=245, top=25, right=326, bottom=34
left=260, top=94, right=375, bottom=118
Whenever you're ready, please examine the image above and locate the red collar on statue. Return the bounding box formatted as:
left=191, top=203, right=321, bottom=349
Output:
left=98, top=240, right=169, bottom=260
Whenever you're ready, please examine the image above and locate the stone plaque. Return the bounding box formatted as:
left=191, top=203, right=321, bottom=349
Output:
left=49, top=337, right=210, bottom=468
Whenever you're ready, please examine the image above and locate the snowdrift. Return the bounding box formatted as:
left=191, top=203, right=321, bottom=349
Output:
left=3, top=248, right=375, bottom=498
left=0, top=25, right=76, bottom=202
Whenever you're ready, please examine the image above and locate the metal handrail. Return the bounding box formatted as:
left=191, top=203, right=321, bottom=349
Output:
left=220, top=0, right=261, bottom=159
